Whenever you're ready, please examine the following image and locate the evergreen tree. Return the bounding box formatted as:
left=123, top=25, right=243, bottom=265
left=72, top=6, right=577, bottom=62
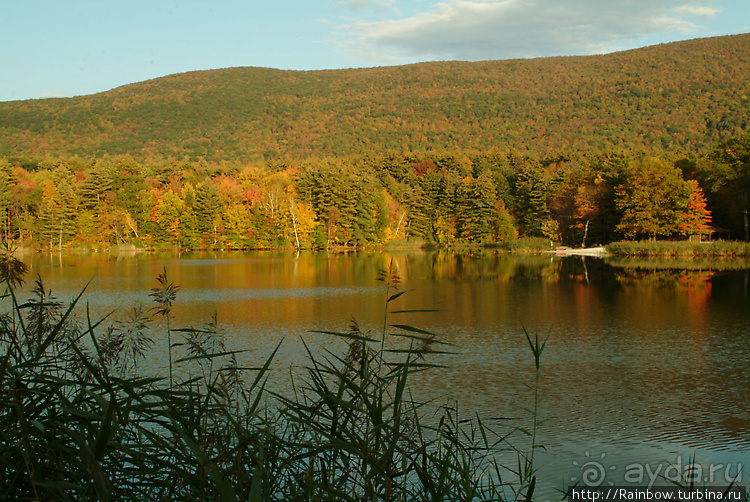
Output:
left=469, top=174, right=499, bottom=242
left=193, top=179, right=221, bottom=236
left=511, top=157, right=549, bottom=237
left=587, top=153, right=629, bottom=244
left=112, top=158, right=149, bottom=236
left=80, top=160, right=115, bottom=210
left=454, top=178, right=475, bottom=241
left=405, top=185, right=432, bottom=241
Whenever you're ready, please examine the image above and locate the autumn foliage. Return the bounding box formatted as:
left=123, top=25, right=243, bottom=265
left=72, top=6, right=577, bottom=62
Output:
left=1, top=135, right=748, bottom=251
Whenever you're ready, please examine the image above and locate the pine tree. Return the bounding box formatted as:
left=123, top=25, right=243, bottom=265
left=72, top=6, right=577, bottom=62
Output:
left=512, top=159, right=550, bottom=237
left=80, top=160, right=115, bottom=210
left=193, top=179, right=221, bottom=235
left=469, top=174, right=499, bottom=242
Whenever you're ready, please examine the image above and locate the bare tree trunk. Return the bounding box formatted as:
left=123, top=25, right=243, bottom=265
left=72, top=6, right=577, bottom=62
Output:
left=581, top=256, right=589, bottom=284
left=126, top=217, right=139, bottom=240
left=393, top=212, right=406, bottom=240
left=289, top=198, right=300, bottom=251
left=581, top=219, right=589, bottom=248
left=266, top=192, right=276, bottom=225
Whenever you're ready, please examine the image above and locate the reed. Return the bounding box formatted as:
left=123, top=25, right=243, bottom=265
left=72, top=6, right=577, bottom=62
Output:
left=0, top=249, right=542, bottom=501
left=605, top=240, right=750, bottom=258
left=490, top=237, right=553, bottom=253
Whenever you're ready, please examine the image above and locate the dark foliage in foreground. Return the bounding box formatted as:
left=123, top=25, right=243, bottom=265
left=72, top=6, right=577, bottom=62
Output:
left=0, top=250, right=541, bottom=501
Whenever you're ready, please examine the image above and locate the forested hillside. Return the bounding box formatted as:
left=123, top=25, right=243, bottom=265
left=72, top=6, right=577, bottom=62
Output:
left=1, top=34, right=749, bottom=161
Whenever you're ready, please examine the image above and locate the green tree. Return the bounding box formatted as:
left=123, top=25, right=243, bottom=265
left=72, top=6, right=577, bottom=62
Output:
left=615, top=157, right=690, bottom=239
left=80, top=160, right=115, bottom=210
left=456, top=174, right=502, bottom=243
left=404, top=185, right=432, bottom=241
left=297, top=163, right=380, bottom=246
left=112, top=157, right=150, bottom=241
left=39, top=179, right=78, bottom=250
left=511, top=156, right=549, bottom=237
left=587, top=153, right=629, bottom=244
left=179, top=207, right=201, bottom=249
left=193, top=179, right=221, bottom=237
left=705, top=132, right=750, bottom=241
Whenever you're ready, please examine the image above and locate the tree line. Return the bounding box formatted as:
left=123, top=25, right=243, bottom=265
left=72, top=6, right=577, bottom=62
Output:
left=1, top=132, right=748, bottom=251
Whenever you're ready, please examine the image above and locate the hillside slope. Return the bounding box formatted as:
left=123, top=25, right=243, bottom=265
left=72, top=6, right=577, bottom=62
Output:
left=1, top=34, right=748, bottom=161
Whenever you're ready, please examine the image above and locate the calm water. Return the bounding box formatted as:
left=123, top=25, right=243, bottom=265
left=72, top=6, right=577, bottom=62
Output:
left=10, top=250, right=750, bottom=498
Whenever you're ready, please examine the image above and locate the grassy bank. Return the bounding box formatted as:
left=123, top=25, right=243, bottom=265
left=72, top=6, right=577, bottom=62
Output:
left=0, top=250, right=541, bottom=501
left=485, top=237, right=553, bottom=253
left=605, top=240, right=750, bottom=258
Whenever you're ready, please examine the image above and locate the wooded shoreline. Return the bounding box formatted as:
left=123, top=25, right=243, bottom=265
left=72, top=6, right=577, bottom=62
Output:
left=2, top=132, right=749, bottom=254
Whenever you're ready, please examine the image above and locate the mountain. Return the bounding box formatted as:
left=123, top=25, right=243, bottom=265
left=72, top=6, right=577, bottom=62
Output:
left=1, top=34, right=749, bottom=161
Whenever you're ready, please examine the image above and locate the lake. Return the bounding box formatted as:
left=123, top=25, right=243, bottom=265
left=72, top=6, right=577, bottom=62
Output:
left=10, top=250, right=750, bottom=498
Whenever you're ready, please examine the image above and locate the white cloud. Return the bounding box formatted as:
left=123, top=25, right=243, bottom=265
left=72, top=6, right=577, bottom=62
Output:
left=339, top=0, right=722, bottom=64
left=669, top=5, right=721, bottom=17
left=34, top=93, right=70, bottom=100
left=338, top=0, right=396, bottom=11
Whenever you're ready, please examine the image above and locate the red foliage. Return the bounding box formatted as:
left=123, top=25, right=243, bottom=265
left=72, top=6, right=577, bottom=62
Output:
left=412, top=160, right=436, bottom=177
left=243, top=187, right=263, bottom=206
left=678, top=179, right=712, bottom=236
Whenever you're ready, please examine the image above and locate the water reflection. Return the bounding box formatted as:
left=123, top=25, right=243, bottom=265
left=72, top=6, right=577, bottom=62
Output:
left=8, top=250, right=750, bottom=498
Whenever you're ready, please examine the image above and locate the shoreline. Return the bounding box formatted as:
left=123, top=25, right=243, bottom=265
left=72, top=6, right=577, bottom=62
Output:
left=546, top=246, right=608, bottom=256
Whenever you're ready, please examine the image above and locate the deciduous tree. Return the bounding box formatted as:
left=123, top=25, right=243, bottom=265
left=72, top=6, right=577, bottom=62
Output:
left=678, top=179, right=712, bottom=239
left=615, top=157, right=690, bottom=239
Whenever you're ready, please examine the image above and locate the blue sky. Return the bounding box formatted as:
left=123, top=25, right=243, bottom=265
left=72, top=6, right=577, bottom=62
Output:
left=2, top=0, right=749, bottom=102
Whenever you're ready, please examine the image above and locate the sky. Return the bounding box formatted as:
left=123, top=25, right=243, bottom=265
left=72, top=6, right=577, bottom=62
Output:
left=2, top=0, right=749, bottom=102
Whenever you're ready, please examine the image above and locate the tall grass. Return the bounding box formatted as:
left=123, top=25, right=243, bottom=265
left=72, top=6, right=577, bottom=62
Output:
left=489, top=237, right=553, bottom=253
left=0, top=249, right=542, bottom=501
left=605, top=240, right=750, bottom=258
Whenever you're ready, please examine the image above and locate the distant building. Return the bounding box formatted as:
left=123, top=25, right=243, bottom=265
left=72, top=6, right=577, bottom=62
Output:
left=689, top=226, right=731, bottom=242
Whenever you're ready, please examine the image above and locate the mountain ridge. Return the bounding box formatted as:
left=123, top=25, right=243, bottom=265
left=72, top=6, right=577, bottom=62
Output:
left=1, top=33, right=749, bottom=161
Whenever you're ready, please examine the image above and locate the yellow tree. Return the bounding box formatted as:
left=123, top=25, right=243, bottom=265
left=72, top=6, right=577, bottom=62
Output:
left=150, top=190, right=184, bottom=246
left=223, top=203, right=251, bottom=248
left=615, top=158, right=690, bottom=240
left=286, top=188, right=319, bottom=250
